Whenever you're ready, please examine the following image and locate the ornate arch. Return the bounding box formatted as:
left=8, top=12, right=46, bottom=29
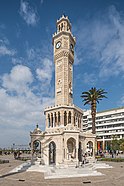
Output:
left=87, top=141, right=93, bottom=156
left=33, top=140, right=41, bottom=157
left=49, top=141, right=56, bottom=165
left=67, top=137, right=76, bottom=159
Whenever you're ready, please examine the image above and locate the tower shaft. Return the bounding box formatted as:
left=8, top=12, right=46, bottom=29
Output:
left=52, top=15, right=76, bottom=106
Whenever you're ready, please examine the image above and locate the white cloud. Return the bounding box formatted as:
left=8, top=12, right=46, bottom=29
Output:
left=2, top=65, right=33, bottom=94
left=41, top=0, right=44, bottom=5
left=36, top=58, right=53, bottom=83
left=0, top=86, right=54, bottom=148
left=0, top=64, right=54, bottom=147
left=120, top=95, right=124, bottom=105
left=36, top=58, right=54, bottom=96
left=26, top=44, right=53, bottom=68
left=76, top=5, right=124, bottom=79
left=0, top=38, right=16, bottom=56
left=82, top=73, right=97, bottom=85
left=0, top=45, right=15, bottom=56
left=0, top=37, right=9, bottom=45
left=8, top=44, right=53, bottom=98
left=27, top=48, right=36, bottom=60
left=19, top=0, right=39, bottom=26
left=0, top=87, right=53, bottom=127
left=0, top=22, right=53, bottom=148
left=12, top=57, right=24, bottom=65
left=25, top=46, right=54, bottom=93
left=74, top=51, right=80, bottom=65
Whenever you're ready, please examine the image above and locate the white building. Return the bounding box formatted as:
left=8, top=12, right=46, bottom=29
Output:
left=83, top=107, right=124, bottom=151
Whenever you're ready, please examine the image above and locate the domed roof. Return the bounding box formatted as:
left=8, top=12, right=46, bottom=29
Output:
left=33, top=124, right=42, bottom=134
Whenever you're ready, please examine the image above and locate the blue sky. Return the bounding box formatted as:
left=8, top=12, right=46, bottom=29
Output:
left=0, top=0, right=124, bottom=148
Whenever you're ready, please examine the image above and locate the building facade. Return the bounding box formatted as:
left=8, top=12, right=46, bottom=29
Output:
left=30, top=15, right=95, bottom=166
left=83, top=107, right=124, bottom=151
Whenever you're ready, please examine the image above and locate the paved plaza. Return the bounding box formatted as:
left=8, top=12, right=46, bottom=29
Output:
left=0, top=154, right=124, bottom=186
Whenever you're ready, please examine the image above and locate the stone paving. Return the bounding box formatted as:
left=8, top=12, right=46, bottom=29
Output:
left=0, top=154, right=124, bottom=186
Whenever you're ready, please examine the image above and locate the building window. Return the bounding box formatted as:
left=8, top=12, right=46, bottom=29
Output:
left=64, top=111, right=67, bottom=126
left=68, top=111, right=71, bottom=123
left=48, top=114, right=50, bottom=127
left=51, top=113, right=53, bottom=127
left=61, top=23, right=63, bottom=31
left=58, top=112, right=60, bottom=125
left=54, top=112, right=57, bottom=127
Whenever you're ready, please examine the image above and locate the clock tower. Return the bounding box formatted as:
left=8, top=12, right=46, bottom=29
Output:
left=30, top=15, right=96, bottom=167
left=52, top=15, right=76, bottom=106
left=44, top=15, right=83, bottom=130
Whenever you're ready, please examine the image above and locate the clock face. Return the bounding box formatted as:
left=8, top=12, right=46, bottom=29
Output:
left=56, top=41, right=61, bottom=49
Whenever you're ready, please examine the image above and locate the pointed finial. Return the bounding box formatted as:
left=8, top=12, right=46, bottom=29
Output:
left=62, top=12, right=65, bottom=17
left=36, top=123, right=39, bottom=128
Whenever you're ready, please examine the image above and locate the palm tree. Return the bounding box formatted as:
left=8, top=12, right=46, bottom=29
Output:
left=81, top=87, right=107, bottom=134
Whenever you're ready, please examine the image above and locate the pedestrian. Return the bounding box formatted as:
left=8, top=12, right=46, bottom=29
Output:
left=82, top=154, right=85, bottom=165
left=81, top=154, right=86, bottom=166
left=14, top=151, right=17, bottom=159
left=112, top=151, right=114, bottom=158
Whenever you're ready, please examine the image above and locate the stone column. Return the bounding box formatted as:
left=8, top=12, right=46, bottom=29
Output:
left=75, top=114, right=77, bottom=126
left=40, top=141, right=43, bottom=158
left=31, top=140, right=35, bottom=164
left=49, top=113, right=51, bottom=127
left=74, top=113, right=75, bottom=126
left=80, top=116, right=83, bottom=130
left=54, top=112, right=57, bottom=127
left=71, top=111, right=74, bottom=126
left=67, top=111, right=69, bottom=124
left=78, top=116, right=80, bottom=128
left=79, top=116, right=81, bottom=129
left=65, top=140, right=68, bottom=160
left=45, top=113, right=48, bottom=128
left=31, top=141, right=34, bottom=156
left=92, top=138, right=96, bottom=159
left=56, top=112, right=58, bottom=127
left=51, top=113, right=54, bottom=127
left=58, top=112, right=60, bottom=126
left=53, top=112, right=56, bottom=128
left=62, top=138, right=64, bottom=161
left=75, top=138, right=79, bottom=163
left=74, top=114, right=76, bottom=126
left=61, top=110, right=64, bottom=126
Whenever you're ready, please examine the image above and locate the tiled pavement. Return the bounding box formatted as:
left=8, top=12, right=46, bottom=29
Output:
left=0, top=154, right=124, bottom=186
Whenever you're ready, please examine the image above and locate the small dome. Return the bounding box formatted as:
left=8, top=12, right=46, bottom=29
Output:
left=33, top=124, right=42, bottom=134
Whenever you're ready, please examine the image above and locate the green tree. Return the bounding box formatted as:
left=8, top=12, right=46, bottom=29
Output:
left=81, top=87, right=107, bottom=134
left=119, top=139, right=124, bottom=152
left=111, top=135, right=120, bottom=151
left=120, top=142, right=124, bottom=152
